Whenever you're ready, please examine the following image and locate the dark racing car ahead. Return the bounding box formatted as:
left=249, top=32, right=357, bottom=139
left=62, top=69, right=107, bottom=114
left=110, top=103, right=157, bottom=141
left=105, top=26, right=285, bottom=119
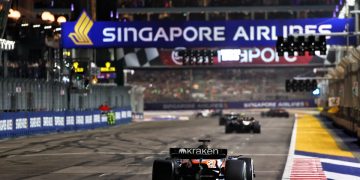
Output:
left=219, top=112, right=240, bottom=126
left=261, top=108, right=290, bottom=118
left=225, top=116, right=261, bottom=134
left=152, top=140, right=255, bottom=180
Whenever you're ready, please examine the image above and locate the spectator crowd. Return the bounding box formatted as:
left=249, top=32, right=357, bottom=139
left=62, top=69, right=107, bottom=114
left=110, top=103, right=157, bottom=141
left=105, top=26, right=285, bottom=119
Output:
left=127, top=68, right=314, bottom=103
left=117, top=0, right=338, bottom=8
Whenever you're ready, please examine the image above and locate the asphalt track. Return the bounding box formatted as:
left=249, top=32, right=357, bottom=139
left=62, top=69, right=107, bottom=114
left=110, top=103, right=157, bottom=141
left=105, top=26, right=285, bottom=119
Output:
left=0, top=112, right=295, bottom=180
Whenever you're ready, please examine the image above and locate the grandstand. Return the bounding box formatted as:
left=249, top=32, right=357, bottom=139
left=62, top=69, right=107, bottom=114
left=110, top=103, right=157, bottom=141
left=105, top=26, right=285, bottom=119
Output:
left=127, top=68, right=314, bottom=103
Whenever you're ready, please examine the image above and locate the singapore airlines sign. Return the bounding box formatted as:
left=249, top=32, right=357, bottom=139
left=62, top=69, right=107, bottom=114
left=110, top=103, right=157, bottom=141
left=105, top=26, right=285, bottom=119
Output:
left=61, top=11, right=354, bottom=48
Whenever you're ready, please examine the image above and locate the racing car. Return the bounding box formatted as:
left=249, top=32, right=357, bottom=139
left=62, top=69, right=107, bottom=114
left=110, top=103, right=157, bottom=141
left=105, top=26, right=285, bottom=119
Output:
left=219, top=112, right=240, bottom=126
left=196, top=109, right=223, bottom=118
left=261, top=108, right=290, bottom=118
left=152, top=140, right=255, bottom=180
left=225, top=116, right=261, bottom=134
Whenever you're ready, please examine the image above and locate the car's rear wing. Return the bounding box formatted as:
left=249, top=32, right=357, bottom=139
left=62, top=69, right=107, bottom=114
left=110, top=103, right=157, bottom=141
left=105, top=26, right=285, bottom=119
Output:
left=170, top=148, right=227, bottom=159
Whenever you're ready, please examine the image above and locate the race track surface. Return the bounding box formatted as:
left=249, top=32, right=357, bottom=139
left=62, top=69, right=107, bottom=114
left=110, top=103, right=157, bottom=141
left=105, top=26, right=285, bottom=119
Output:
left=0, top=113, right=294, bottom=180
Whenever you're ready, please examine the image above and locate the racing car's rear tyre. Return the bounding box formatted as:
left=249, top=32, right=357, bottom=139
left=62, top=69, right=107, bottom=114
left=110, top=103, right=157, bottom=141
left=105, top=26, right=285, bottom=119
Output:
left=219, top=118, right=225, bottom=126
left=253, top=123, right=261, bottom=134
left=152, top=159, right=175, bottom=180
left=225, top=126, right=232, bottom=134
left=240, top=158, right=255, bottom=180
left=225, top=160, right=247, bottom=180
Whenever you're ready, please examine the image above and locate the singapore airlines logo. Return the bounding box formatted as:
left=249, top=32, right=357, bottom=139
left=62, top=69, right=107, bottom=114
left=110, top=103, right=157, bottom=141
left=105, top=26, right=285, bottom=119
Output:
left=69, top=11, right=93, bottom=45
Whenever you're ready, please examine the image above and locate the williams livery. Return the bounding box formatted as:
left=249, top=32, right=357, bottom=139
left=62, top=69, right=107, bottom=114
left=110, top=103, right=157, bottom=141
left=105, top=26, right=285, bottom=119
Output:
left=152, top=140, right=255, bottom=180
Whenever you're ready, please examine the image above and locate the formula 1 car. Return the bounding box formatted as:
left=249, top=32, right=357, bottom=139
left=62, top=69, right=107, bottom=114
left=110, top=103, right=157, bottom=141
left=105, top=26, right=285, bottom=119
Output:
left=152, top=140, right=255, bottom=180
left=196, top=109, right=223, bottom=118
left=225, top=116, right=261, bottom=134
left=219, top=112, right=240, bottom=126
left=261, top=108, right=290, bottom=118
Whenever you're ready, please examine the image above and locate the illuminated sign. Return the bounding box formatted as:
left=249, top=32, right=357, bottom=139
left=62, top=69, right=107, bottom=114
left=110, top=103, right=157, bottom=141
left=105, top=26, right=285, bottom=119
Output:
left=68, top=12, right=93, bottom=45
left=97, top=73, right=116, bottom=79
left=62, top=13, right=354, bottom=48
left=160, top=47, right=316, bottom=67
left=72, top=62, right=84, bottom=73
left=100, top=62, right=116, bottom=72
left=218, top=48, right=298, bottom=63
left=0, top=39, right=15, bottom=50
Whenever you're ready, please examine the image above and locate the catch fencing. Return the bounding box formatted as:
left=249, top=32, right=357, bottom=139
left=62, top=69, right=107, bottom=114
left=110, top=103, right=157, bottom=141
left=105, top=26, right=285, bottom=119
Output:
left=0, top=78, right=134, bottom=138
left=323, top=46, right=360, bottom=138
left=0, top=78, right=131, bottom=112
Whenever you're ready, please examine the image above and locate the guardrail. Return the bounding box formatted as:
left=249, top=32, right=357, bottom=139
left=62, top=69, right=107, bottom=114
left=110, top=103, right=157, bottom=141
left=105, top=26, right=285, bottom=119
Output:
left=0, top=107, right=132, bottom=139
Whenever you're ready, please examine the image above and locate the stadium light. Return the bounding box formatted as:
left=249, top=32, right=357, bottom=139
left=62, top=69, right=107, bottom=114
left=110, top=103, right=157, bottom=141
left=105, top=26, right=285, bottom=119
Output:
left=312, top=88, right=320, bottom=96
left=57, top=16, right=67, bottom=24
left=41, top=11, right=55, bottom=22
left=8, top=9, right=21, bottom=20
left=21, top=23, right=29, bottom=27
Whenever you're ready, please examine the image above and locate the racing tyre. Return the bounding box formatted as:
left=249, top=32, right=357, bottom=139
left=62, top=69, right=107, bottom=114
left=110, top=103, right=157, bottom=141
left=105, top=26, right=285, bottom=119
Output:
left=225, top=160, right=247, bottom=180
left=152, top=159, right=175, bottom=180
left=240, top=158, right=255, bottom=180
left=219, top=118, right=226, bottom=126
left=225, top=125, right=232, bottom=134
left=253, top=123, right=261, bottom=134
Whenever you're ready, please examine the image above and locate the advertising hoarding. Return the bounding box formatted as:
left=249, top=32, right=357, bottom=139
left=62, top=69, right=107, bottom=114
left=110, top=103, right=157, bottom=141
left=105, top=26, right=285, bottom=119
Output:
left=62, top=12, right=354, bottom=48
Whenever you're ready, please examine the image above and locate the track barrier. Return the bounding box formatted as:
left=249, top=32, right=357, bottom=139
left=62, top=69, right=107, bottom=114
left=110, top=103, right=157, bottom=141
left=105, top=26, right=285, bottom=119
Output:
left=0, top=107, right=132, bottom=139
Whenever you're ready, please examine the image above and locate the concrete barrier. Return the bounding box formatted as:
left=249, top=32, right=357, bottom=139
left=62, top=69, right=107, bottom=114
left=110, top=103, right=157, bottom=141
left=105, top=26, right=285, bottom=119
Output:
left=0, top=107, right=132, bottom=139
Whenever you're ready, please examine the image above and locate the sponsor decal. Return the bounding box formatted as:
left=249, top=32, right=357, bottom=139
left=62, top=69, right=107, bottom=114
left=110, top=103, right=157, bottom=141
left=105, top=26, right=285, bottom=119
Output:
left=243, top=101, right=307, bottom=108
left=179, top=148, right=187, bottom=154
left=68, top=11, right=94, bottom=46
left=72, top=62, right=84, bottom=73
left=171, top=47, right=186, bottom=65
left=100, top=62, right=116, bottom=73
left=178, top=148, right=219, bottom=155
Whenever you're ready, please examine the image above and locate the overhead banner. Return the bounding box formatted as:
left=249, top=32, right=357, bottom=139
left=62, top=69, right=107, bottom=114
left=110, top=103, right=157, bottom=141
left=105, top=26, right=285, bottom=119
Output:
left=61, top=12, right=354, bottom=48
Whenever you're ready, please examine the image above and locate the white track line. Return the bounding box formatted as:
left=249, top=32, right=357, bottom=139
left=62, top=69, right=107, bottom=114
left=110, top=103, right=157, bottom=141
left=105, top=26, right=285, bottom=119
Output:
left=282, top=114, right=297, bottom=180
left=324, top=171, right=360, bottom=180
left=295, top=155, right=360, bottom=168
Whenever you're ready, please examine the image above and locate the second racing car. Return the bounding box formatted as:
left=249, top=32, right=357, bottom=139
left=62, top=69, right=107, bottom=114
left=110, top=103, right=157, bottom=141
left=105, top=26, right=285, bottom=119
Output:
left=219, top=112, right=240, bottom=126
left=261, top=108, right=290, bottom=118
left=225, top=115, right=261, bottom=134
